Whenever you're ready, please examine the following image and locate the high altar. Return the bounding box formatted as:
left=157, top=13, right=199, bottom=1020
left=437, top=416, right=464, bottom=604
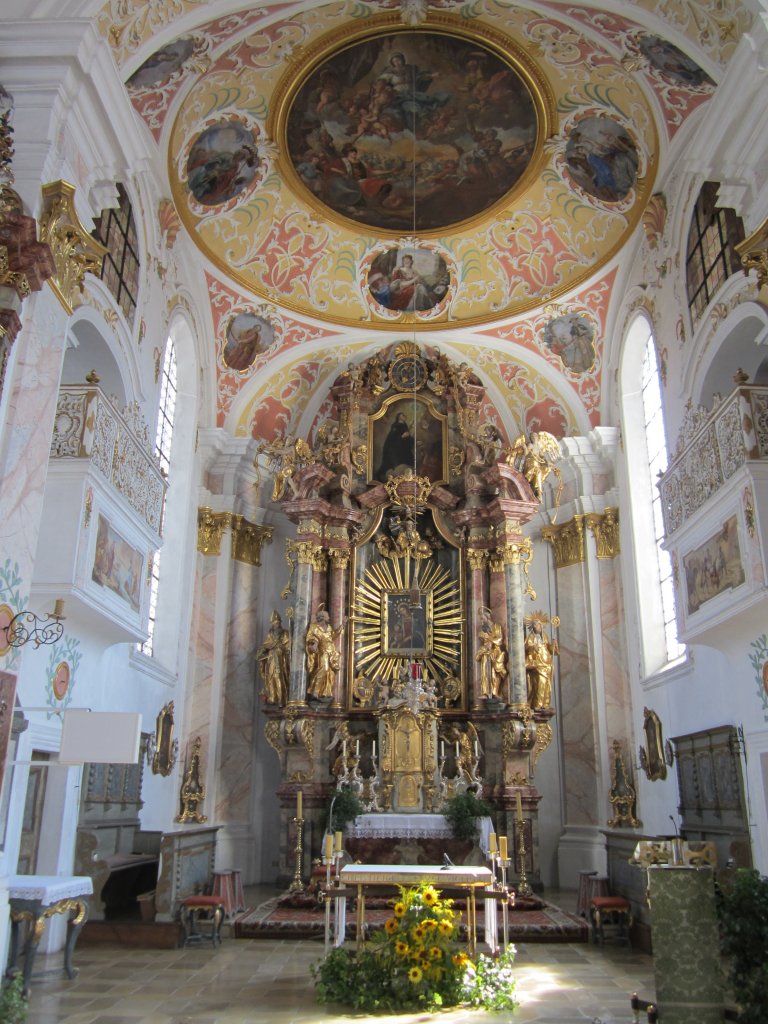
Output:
left=257, top=344, right=560, bottom=886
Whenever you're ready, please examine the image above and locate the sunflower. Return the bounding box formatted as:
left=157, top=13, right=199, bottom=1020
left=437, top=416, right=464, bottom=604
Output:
left=408, top=965, right=423, bottom=984
left=395, top=939, right=410, bottom=956
left=429, top=946, right=443, bottom=960
left=384, top=917, right=398, bottom=935
left=412, top=924, right=425, bottom=942
left=452, top=951, right=471, bottom=967
left=422, top=886, right=439, bottom=906
left=393, top=901, right=406, bottom=918
left=423, top=917, right=438, bottom=932
left=438, top=919, right=454, bottom=936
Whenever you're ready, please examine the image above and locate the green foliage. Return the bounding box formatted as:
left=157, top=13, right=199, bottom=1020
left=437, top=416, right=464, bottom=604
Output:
left=441, top=791, right=493, bottom=842
left=717, top=869, right=768, bottom=1024
left=324, top=786, right=363, bottom=831
left=0, top=972, right=28, bottom=1024
left=312, top=882, right=516, bottom=1013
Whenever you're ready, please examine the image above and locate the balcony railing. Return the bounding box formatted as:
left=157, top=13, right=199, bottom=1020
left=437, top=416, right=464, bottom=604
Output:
left=51, top=386, right=166, bottom=534
left=659, top=385, right=768, bottom=536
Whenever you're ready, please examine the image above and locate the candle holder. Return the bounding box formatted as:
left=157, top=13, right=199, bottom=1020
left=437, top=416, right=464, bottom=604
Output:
left=498, top=853, right=511, bottom=952
left=516, top=819, right=533, bottom=897
left=323, top=842, right=334, bottom=953
left=289, top=814, right=305, bottom=893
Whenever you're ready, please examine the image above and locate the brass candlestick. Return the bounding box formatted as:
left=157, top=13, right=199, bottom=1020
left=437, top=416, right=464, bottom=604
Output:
left=289, top=815, right=305, bottom=893
left=516, top=819, right=532, bottom=897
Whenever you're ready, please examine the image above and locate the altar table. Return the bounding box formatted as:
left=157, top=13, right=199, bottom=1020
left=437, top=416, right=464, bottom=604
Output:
left=5, top=874, right=92, bottom=994
left=346, top=813, right=495, bottom=855
left=339, top=863, right=496, bottom=958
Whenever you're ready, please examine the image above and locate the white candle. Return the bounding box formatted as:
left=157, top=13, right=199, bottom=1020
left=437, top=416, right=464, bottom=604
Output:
left=516, top=791, right=523, bottom=822
left=297, top=790, right=302, bottom=818
left=372, top=740, right=377, bottom=759
left=440, top=740, right=445, bottom=758
left=342, top=739, right=347, bottom=759
left=324, top=833, right=333, bottom=860
left=474, top=740, right=479, bottom=758
left=355, top=739, right=360, bottom=756
left=499, top=835, right=508, bottom=861
left=455, top=741, right=460, bottom=758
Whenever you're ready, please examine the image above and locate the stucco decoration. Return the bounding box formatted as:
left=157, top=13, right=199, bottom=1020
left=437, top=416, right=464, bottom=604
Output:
left=167, top=7, right=658, bottom=328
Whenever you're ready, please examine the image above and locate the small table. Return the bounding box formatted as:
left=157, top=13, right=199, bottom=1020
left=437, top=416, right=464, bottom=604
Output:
left=339, top=864, right=495, bottom=958
left=6, top=874, right=93, bottom=995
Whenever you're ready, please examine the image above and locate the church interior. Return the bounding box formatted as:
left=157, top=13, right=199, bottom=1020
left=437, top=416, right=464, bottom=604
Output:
left=1, top=0, right=768, bottom=1019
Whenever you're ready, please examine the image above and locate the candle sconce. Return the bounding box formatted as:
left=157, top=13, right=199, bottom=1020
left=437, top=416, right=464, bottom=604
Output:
left=1, top=600, right=65, bottom=650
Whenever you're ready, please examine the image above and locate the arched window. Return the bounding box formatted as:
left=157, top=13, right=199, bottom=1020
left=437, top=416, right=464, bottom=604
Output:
left=621, top=314, right=684, bottom=674
left=686, top=181, right=744, bottom=321
left=92, top=183, right=140, bottom=324
left=141, top=339, right=177, bottom=656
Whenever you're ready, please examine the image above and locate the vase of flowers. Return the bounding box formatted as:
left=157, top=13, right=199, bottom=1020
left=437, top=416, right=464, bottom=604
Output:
left=312, top=882, right=517, bottom=1013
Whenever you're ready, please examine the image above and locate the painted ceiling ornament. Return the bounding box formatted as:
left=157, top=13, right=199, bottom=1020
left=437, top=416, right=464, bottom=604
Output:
left=222, top=311, right=274, bottom=373
left=542, top=310, right=596, bottom=375
left=127, top=36, right=197, bottom=90
left=367, top=244, right=450, bottom=317
left=280, top=25, right=541, bottom=234
left=184, top=119, right=262, bottom=208
left=563, top=115, right=639, bottom=204
left=636, top=33, right=715, bottom=89
left=400, top=0, right=428, bottom=27
left=642, top=193, right=667, bottom=249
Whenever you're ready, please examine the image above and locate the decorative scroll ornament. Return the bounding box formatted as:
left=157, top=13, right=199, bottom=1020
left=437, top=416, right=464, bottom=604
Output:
left=38, top=181, right=106, bottom=314
left=606, top=740, right=641, bottom=828
left=384, top=469, right=434, bottom=509
left=531, top=722, right=553, bottom=771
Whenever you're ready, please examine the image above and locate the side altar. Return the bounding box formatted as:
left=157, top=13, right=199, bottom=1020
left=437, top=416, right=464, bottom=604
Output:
left=255, top=344, right=560, bottom=889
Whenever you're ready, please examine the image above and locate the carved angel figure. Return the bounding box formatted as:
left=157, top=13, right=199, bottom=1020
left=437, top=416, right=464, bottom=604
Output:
left=256, top=435, right=315, bottom=502
left=507, top=430, right=561, bottom=499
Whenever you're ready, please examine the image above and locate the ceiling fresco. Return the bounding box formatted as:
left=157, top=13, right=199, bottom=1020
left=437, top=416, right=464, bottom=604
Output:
left=93, top=0, right=746, bottom=435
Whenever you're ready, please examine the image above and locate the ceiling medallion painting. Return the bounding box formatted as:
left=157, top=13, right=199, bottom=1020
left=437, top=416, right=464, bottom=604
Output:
left=169, top=8, right=657, bottom=328
left=282, top=28, right=541, bottom=234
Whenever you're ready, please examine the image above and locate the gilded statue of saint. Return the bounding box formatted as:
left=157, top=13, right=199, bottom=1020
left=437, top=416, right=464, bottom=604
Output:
left=475, top=609, right=508, bottom=700
left=305, top=608, right=343, bottom=699
left=525, top=616, right=559, bottom=708
left=256, top=609, right=290, bottom=705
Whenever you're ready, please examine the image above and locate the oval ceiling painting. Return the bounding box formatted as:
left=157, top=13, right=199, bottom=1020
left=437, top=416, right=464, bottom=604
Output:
left=564, top=116, right=639, bottom=203
left=186, top=121, right=261, bottom=207
left=285, top=30, right=539, bottom=233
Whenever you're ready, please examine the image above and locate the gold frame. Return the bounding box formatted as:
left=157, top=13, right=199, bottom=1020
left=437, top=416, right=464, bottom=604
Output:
left=151, top=701, right=177, bottom=777
left=639, top=707, right=668, bottom=782
left=367, top=392, right=448, bottom=485
left=267, top=13, right=556, bottom=240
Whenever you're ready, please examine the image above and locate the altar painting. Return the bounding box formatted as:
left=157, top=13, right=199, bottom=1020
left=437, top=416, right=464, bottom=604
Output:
left=383, top=590, right=432, bottom=658
left=683, top=516, right=745, bottom=614
left=370, top=395, right=446, bottom=483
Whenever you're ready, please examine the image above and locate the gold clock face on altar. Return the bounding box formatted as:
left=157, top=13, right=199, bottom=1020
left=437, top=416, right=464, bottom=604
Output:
left=390, top=355, right=428, bottom=393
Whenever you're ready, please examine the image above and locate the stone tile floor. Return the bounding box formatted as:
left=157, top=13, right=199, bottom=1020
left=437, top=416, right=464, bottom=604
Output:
left=21, top=888, right=657, bottom=1023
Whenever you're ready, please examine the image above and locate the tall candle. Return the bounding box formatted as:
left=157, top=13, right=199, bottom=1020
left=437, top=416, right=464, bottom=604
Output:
left=440, top=740, right=445, bottom=758
left=455, top=741, right=460, bottom=758
left=355, top=739, right=360, bottom=756
left=296, top=790, right=303, bottom=818
left=499, top=835, right=508, bottom=861
left=489, top=832, right=497, bottom=855
left=324, top=833, right=333, bottom=860
left=342, top=739, right=347, bottom=759
left=516, top=791, right=523, bottom=822
left=372, top=740, right=377, bottom=759
left=474, top=740, right=479, bottom=758
left=334, top=830, right=343, bottom=853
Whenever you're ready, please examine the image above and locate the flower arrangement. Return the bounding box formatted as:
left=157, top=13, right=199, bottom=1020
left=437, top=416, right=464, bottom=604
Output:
left=312, top=882, right=517, bottom=1013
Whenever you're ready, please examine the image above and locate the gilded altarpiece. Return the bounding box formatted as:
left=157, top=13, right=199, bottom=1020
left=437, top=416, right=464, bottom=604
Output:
left=256, top=344, right=559, bottom=884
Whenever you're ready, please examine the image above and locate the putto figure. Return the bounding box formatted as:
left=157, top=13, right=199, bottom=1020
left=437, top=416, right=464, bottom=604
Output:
left=256, top=609, right=291, bottom=705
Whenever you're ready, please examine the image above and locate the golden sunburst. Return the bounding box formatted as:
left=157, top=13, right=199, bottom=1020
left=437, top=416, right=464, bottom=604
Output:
left=351, top=552, right=463, bottom=686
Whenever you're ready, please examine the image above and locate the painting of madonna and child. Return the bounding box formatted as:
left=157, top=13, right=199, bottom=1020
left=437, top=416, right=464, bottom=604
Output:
left=285, top=30, right=539, bottom=232
left=370, top=397, right=447, bottom=485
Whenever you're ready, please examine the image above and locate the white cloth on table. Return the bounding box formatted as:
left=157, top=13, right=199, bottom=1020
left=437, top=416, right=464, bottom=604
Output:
left=346, top=813, right=495, bottom=856
left=8, top=875, right=93, bottom=904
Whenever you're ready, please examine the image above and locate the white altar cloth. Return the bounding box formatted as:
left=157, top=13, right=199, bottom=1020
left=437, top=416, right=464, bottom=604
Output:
left=8, top=874, right=93, bottom=903
left=347, top=813, right=494, bottom=854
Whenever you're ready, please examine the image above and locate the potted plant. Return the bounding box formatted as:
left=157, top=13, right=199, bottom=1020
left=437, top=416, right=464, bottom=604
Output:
left=441, top=791, right=493, bottom=842
left=0, top=972, right=28, bottom=1024
left=717, top=868, right=768, bottom=1023
left=324, top=785, right=363, bottom=833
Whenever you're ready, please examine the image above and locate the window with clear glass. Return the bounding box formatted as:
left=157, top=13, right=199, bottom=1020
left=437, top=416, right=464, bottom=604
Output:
left=686, top=181, right=744, bottom=321
left=92, top=183, right=140, bottom=324
left=141, top=339, right=177, bottom=656
left=641, top=331, right=685, bottom=665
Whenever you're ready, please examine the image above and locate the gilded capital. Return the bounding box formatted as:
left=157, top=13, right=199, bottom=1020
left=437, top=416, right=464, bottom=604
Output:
left=542, top=515, right=585, bottom=568
left=197, top=507, right=230, bottom=555
left=328, top=547, right=351, bottom=570
left=466, top=548, right=488, bottom=572
left=586, top=507, right=620, bottom=559
left=38, top=181, right=106, bottom=314
left=231, top=514, right=273, bottom=566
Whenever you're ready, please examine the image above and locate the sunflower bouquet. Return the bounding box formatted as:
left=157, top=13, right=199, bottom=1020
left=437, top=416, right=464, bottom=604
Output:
left=312, top=881, right=517, bottom=1013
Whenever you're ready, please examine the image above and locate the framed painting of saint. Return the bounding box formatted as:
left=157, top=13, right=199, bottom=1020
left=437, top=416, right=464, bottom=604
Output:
left=382, top=590, right=433, bottom=659
left=369, top=394, right=447, bottom=484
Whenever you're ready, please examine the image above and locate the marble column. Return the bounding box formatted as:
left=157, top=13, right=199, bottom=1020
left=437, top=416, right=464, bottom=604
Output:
left=466, top=548, right=488, bottom=708
left=328, top=548, right=350, bottom=708
left=503, top=551, right=527, bottom=707
left=288, top=542, right=316, bottom=706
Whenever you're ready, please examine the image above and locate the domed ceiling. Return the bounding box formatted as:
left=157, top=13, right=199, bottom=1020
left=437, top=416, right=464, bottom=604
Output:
left=104, top=0, right=744, bottom=436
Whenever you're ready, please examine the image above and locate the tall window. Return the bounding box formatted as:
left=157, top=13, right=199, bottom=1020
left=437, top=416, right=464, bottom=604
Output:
left=641, top=333, right=684, bottom=664
left=92, top=183, right=140, bottom=324
left=686, top=181, right=744, bottom=321
left=141, top=339, right=177, bottom=656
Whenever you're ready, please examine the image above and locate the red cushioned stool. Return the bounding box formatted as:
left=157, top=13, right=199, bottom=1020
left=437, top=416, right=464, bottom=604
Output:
left=590, top=895, right=631, bottom=945
left=179, top=895, right=225, bottom=947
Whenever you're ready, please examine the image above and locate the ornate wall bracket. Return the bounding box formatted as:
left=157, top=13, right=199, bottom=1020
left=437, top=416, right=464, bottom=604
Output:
left=585, top=508, right=620, bottom=558
left=38, top=180, right=106, bottom=314
left=197, top=508, right=272, bottom=562
left=542, top=515, right=585, bottom=568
